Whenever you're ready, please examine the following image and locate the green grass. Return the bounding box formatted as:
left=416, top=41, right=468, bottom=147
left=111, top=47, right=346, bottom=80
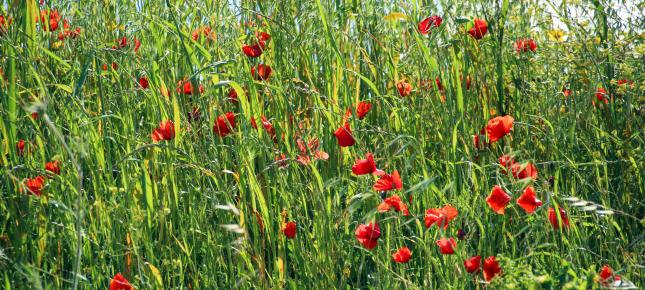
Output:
left=0, top=0, right=643, bottom=289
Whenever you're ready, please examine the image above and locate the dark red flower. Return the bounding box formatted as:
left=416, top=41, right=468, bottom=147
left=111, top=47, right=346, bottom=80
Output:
left=151, top=120, right=176, bottom=142
left=435, top=78, right=443, bottom=92
left=16, top=139, right=25, bottom=156
left=515, top=38, right=537, bottom=53
left=242, top=44, right=263, bottom=57
left=396, top=80, right=412, bottom=97
left=356, top=101, right=372, bottom=120
left=138, top=77, right=149, bottom=89
left=483, top=256, right=501, bottom=282
left=516, top=186, right=542, bottom=214
left=282, top=221, right=296, bottom=239
left=351, top=153, right=384, bottom=176
left=424, top=204, right=458, bottom=229
left=392, top=246, right=412, bottom=263
left=25, top=176, right=46, bottom=196
left=355, top=222, right=381, bottom=249
left=188, top=107, right=201, bottom=122
left=548, top=207, right=570, bottom=230
left=228, top=88, right=239, bottom=103
left=213, top=112, right=236, bottom=137
left=255, top=116, right=277, bottom=142
left=436, top=237, right=457, bottom=254
left=464, top=256, right=482, bottom=273
left=377, top=195, right=409, bottom=216
left=334, top=122, right=355, bottom=147
left=118, top=36, right=128, bottom=48
left=373, top=170, right=403, bottom=192
left=40, top=9, right=60, bottom=31
left=486, top=185, right=511, bottom=214
left=418, top=16, right=442, bottom=34
left=598, top=264, right=620, bottom=286
left=45, top=161, right=61, bottom=175
left=468, top=18, right=488, bottom=39
left=251, top=64, right=272, bottom=81
left=109, top=273, right=133, bottom=290
left=486, top=115, right=514, bottom=143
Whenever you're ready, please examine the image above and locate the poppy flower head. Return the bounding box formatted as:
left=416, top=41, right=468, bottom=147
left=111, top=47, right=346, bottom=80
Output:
left=377, top=195, right=410, bottom=216
left=356, top=101, right=372, bottom=120
left=511, top=162, right=538, bottom=180
left=424, top=204, right=458, bottom=229
left=563, top=88, right=572, bottom=97
left=352, top=153, right=384, bottom=176
left=213, top=112, right=236, bottom=137
left=25, top=176, right=46, bottom=196
left=40, top=9, right=61, bottom=31
left=516, top=186, right=542, bottom=214
left=515, top=38, right=537, bottom=53
left=227, top=88, right=239, bottom=103
left=498, top=154, right=516, bottom=172
left=0, top=15, right=10, bottom=36
left=595, top=87, right=607, bottom=101
left=282, top=221, right=296, bottom=239
left=373, top=170, right=403, bottom=192
left=138, top=77, right=149, bottom=89
left=151, top=120, right=176, bottom=142
left=251, top=64, right=272, bottom=81
left=176, top=79, right=204, bottom=95
left=464, top=256, right=482, bottom=273
left=133, top=37, right=141, bottom=53
left=598, top=265, right=620, bottom=286
left=45, top=161, right=61, bottom=175
left=486, top=115, right=514, bottom=143
left=242, top=44, right=263, bottom=57
left=396, top=80, right=412, bottom=97
left=16, top=139, right=26, bottom=156
left=548, top=207, right=570, bottom=230
left=468, top=18, right=488, bottom=39
left=334, top=122, right=355, bottom=147
left=418, top=16, right=442, bottom=34
left=392, top=246, right=412, bottom=263
left=483, top=256, right=501, bottom=282
left=435, top=78, right=443, bottom=92
left=109, top=273, right=134, bottom=290
left=486, top=185, right=511, bottom=214
left=436, top=237, right=457, bottom=254
left=260, top=116, right=277, bottom=142
left=118, top=36, right=128, bottom=48
left=355, top=222, right=381, bottom=249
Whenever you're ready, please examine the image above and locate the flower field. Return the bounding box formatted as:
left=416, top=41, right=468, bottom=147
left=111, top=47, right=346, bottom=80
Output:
left=0, top=0, right=643, bottom=289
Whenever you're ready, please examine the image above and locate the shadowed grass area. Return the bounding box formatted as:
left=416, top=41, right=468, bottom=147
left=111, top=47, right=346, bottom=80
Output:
left=0, top=0, right=643, bottom=289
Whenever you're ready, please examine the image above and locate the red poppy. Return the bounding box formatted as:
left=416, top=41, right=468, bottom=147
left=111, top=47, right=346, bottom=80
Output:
left=486, top=115, right=514, bottom=143
left=192, top=26, right=214, bottom=41
left=486, top=185, right=511, bottom=214
left=176, top=79, right=204, bottom=95
left=511, top=162, right=538, bottom=180
left=468, top=18, right=488, bottom=39
left=424, top=204, right=458, bottom=229
left=31, top=112, right=39, bottom=119
left=242, top=44, right=263, bottom=57
left=25, top=176, right=46, bottom=196
left=516, top=186, right=542, bottom=214
left=134, top=37, right=141, bottom=53
left=118, top=36, right=128, bottom=48
left=356, top=101, right=372, bottom=120
left=473, top=128, right=487, bottom=150
left=595, top=87, right=607, bottom=101
left=282, top=221, right=296, bottom=239
left=16, top=139, right=25, bottom=156
left=498, top=154, right=515, bottom=172
left=138, top=77, right=149, bottom=89
left=228, top=88, right=239, bottom=103
left=296, top=137, right=328, bottom=165
left=598, top=265, right=621, bottom=286
left=109, top=273, right=133, bottom=290
left=396, top=80, right=412, bottom=97
left=563, top=88, right=572, bottom=97
left=418, top=16, right=442, bottom=34
left=377, top=195, right=410, bottom=216
left=275, top=153, right=289, bottom=169
left=111, top=62, right=118, bottom=70
left=0, top=15, right=10, bottom=36
left=435, top=78, right=443, bottom=92
left=351, top=153, right=384, bottom=176
left=483, top=256, right=501, bottom=282
left=392, top=246, right=412, bottom=263
left=40, top=9, right=60, bottom=31
left=464, top=256, right=482, bottom=273
left=251, top=64, right=272, bottom=81
left=436, top=237, right=457, bottom=254
left=515, top=38, right=537, bottom=53
left=548, top=207, right=570, bottom=230
left=373, top=170, right=403, bottom=192
left=460, top=75, right=472, bottom=90
left=213, top=112, right=236, bottom=137
left=45, top=161, right=61, bottom=175
left=151, top=120, right=175, bottom=142
left=355, top=222, right=381, bottom=249
left=252, top=116, right=277, bottom=142
left=334, top=122, right=355, bottom=147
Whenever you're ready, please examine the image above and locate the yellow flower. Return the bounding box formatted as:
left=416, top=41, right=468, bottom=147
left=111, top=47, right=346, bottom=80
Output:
left=547, top=29, right=566, bottom=42
left=383, top=12, right=407, bottom=21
